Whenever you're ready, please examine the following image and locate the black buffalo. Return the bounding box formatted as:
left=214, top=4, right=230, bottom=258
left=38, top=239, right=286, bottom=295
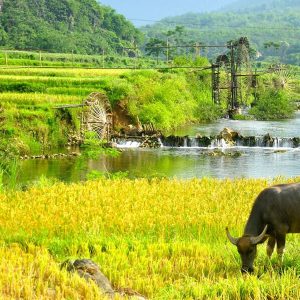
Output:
left=226, top=182, right=300, bottom=273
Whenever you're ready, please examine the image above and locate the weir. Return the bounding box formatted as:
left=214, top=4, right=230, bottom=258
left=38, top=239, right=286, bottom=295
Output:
left=114, top=134, right=300, bottom=149
left=161, top=135, right=300, bottom=148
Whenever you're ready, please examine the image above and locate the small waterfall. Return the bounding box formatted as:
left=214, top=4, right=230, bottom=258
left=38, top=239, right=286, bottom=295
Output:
left=183, top=137, right=188, bottom=147
left=210, top=138, right=229, bottom=148
left=115, top=140, right=141, bottom=148
left=252, top=136, right=295, bottom=148
left=114, top=133, right=300, bottom=149
left=277, top=138, right=295, bottom=148
left=159, top=135, right=299, bottom=149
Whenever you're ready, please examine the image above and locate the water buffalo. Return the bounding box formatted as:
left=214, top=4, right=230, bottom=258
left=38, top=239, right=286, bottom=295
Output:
left=226, top=182, right=300, bottom=273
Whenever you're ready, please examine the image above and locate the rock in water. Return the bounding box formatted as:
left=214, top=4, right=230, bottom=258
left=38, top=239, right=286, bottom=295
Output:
left=63, top=259, right=115, bottom=297
left=217, top=127, right=242, bottom=145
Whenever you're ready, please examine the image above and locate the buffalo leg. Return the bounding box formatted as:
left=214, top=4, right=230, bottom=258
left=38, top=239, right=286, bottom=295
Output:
left=276, top=234, right=286, bottom=264
left=266, top=236, right=276, bottom=258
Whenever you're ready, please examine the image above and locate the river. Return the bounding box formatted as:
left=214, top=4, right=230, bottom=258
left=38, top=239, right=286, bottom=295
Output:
left=19, top=112, right=300, bottom=184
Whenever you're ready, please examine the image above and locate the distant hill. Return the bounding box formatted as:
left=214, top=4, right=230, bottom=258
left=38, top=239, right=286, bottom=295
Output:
left=222, top=0, right=300, bottom=12
left=0, top=0, right=142, bottom=54
left=142, top=0, right=300, bottom=65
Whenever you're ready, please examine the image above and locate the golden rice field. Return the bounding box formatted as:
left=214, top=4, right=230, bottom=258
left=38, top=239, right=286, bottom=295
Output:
left=1, top=178, right=300, bottom=299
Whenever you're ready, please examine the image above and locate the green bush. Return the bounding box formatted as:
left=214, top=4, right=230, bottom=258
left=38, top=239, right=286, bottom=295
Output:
left=250, top=90, right=295, bottom=120
left=125, top=70, right=213, bottom=130
left=0, top=82, right=46, bottom=93
left=196, top=102, right=224, bottom=122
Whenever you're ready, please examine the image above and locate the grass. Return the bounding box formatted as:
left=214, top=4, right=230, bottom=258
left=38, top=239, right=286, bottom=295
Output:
left=1, top=177, right=300, bottom=299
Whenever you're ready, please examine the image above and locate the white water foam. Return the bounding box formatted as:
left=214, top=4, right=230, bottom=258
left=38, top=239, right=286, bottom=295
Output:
left=116, top=141, right=141, bottom=148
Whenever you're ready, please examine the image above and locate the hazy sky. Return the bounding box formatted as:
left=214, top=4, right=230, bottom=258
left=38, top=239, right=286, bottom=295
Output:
left=99, top=0, right=236, bottom=25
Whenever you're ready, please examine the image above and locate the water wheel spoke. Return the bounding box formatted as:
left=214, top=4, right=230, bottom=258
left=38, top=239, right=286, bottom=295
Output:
left=80, top=92, right=112, bottom=140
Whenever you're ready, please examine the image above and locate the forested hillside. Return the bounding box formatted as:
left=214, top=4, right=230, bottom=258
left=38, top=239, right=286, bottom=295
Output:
left=0, top=0, right=142, bottom=54
left=142, top=0, right=300, bottom=65
left=223, top=0, right=299, bottom=12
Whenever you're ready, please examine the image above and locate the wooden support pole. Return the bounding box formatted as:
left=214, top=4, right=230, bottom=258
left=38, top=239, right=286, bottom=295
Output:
left=5, top=52, right=8, bottom=65
left=254, top=68, right=258, bottom=103
left=39, top=51, right=42, bottom=66
left=134, top=44, right=138, bottom=69
left=230, top=42, right=238, bottom=109
left=166, top=38, right=169, bottom=64
left=195, top=42, right=201, bottom=58
left=102, top=49, right=105, bottom=69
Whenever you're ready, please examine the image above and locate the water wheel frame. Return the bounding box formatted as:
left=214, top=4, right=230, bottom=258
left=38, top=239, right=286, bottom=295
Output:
left=81, top=92, right=112, bottom=140
left=215, top=54, right=231, bottom=106
left=235, top=37, right=253, bottom=106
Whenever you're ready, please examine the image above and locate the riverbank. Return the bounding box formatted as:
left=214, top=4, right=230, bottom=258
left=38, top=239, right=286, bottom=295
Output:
left=0, top=66, right=215, bottom=158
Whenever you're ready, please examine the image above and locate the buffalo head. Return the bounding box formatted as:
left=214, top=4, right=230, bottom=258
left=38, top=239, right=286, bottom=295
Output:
left=226, top=225, right=268, bottom=273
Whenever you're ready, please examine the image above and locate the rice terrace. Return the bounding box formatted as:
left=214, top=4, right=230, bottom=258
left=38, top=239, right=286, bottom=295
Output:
left=0, top=0, right=300, bottom=299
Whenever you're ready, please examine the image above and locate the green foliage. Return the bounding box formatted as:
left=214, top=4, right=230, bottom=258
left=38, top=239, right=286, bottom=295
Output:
left=0, top=138, right=20, bottom=190
left=173, top=55, right=210, bottom=67
left=103, top=78, right=134, bottom=106
left=123, top=69, right=219, bottom=130
left=31, top=175, right=59, bottom=188
left=0, top=82, right=46, bottom=93
left=250, top=90, right=295, bottom=120
left=196, top=102, right=224, bottom=122
left=232, top=114, right=255, bottom=120
left=145, top=26, right=195, bottom=60
left=81, top=131, right=120, bottom=159
left=0, top=0, right=142, bottom=54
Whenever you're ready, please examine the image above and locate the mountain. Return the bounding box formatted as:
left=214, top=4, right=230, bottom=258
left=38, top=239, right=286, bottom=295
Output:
left=0, top=0, right=142, bottom=54
left=142, top=0, right=300, bottom=65
left=222, top=0, right=300, bottom=12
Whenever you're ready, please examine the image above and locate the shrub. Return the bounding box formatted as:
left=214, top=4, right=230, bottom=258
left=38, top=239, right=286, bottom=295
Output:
left=250, top=90, right=295, bottom=120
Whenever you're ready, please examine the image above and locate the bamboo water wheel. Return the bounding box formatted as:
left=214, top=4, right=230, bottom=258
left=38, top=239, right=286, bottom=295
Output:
left=235, top=37, right=253, bottom=106
left=213, top=37, right=255, bottom=110
left=215, top=53, right=231, bottom=105
left=267, top=64, right=295, bottom=91
left=81, top=92, right=113, bottom=140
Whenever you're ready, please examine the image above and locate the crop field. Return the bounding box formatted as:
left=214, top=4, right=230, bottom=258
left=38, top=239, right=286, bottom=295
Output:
left=0, top=50, right=163, bottom=69
left=0, top=67, right=134, bottom=154
left=1, top=178, right=300, bottom=299
left=0, top=67, right=130, bottom=112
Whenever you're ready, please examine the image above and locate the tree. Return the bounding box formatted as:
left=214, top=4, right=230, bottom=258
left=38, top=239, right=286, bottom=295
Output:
left=145, top=38, right=167, bottom=62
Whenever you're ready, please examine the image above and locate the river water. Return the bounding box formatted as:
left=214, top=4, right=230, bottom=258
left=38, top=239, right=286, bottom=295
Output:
left=19, top=112, right=300, bottom=183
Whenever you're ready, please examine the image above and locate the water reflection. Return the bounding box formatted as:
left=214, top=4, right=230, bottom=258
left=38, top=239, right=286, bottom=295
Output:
left=19, top=147, right=300, bottom=184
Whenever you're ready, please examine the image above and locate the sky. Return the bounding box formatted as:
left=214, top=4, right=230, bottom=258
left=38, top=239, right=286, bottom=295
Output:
left=99, top=0, right=236, bottom=26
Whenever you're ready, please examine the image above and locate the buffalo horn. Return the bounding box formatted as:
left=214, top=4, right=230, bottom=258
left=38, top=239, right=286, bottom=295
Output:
left=250, top=225, right=268, bottom=245
left=226, top=227, right=239, bottom=245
